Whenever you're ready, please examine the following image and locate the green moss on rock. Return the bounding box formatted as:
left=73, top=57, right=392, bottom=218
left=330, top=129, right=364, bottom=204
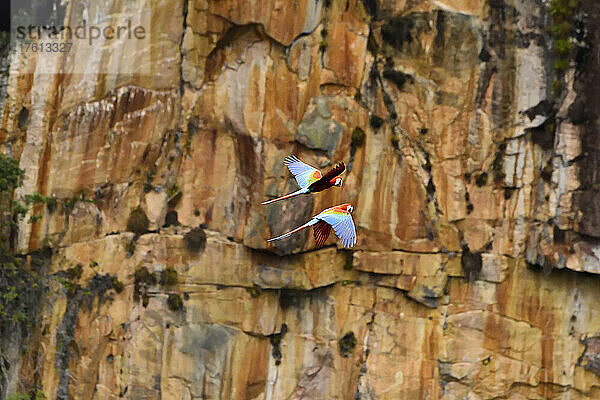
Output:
left=351, top=127, right=366, bottom=148
left=127, top=207, right=149, bottom=235
left=112, top=277, right=125, bottom=293
left=134, top=267, right=156, bottom=286
left=167, top=293, right=183, bottom=311
left=162, top=267, right=178, bottom=286
left=65, top=264, right=83, bottom=281
left=246, top=285, right=262, bottom=298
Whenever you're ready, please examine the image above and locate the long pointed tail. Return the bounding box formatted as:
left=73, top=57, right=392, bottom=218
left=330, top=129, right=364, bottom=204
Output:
left=261, top=188, right=309, bottom=205
left=268, top=219, right=317, bottom=242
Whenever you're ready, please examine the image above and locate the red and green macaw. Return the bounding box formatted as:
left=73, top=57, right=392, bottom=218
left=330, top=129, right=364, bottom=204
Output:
left=262, top=155, right=345, bottom=205
left=268, top=203, right=357, bottom=248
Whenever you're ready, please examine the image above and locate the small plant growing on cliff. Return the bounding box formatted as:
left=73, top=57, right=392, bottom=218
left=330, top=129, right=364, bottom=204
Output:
left=134, top=266, right=156, bottom=306
left=0, top=155, right=47, bottom=348
left=162, top=266, right=178, bottom=286
left=0, top=154, right=25, bottom=193
left=351, top=127, right=366, bottom=148
left=112, top=277, right=125, bottom=293
left=46, top=196, right=57, bottom=213
left=184, top=226, right=207, bottom=253
left=338, top=331, right=357, bottom=357
left=549, top=0, right=580, bottom=95
left=127, top=207, right=149, bottom=235
left=167, top=293, right=183, bottom=311
left=65, top=264, right=83, bottom=280
left=63, top=189, right=95, bottom=212
left=134, top=267, right=156, bottom=286
left=369, top=115, right=384, bottom=130
left=0, top=155, right=50, bottom=247
left=246, top=285, right=262, bottom=298
left=60, top=279, right=78, bottom=298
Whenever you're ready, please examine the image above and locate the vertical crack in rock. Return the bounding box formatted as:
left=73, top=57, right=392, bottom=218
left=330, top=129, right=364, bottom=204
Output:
left=179, top=0, right=189, bottom=96
left=369, top=9, right=482, bottom=246
left=377, top=71, right=444, bottom=245
left=354, top=302, right=375, bottom=399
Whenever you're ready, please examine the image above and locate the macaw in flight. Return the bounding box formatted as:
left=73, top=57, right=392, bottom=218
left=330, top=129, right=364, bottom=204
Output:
left=268, top=203, right=357, bottom=248
left=262, top=155, right=345, bottom=205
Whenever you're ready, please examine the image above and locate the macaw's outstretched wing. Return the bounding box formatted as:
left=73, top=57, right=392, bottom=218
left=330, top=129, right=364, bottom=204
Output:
left=317, top=209, right=357, bottom=248
left=284, top=155, right=322, bottom=188
left=319, top=162, right=346, bottom=183
left=313, top=220, right=332, bottom=248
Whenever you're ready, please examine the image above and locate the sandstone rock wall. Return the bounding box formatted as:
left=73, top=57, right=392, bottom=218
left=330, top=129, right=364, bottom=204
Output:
left=1, top=0, right=600, bottom=398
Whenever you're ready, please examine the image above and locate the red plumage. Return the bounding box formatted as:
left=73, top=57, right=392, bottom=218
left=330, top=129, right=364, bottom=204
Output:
left=261, top=156, right=346, bottom=205
left=313, top=220, right=332, bottom=247
left=308, top=162, right=345, bottom=192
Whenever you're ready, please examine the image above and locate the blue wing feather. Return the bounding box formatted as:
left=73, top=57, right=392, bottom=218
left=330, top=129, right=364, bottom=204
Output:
left=284, top=155, right=322, bottom=188
left=316, top=209, right=357, bottom=248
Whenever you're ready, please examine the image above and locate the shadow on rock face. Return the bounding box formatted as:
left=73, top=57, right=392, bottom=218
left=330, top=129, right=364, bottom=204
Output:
left=381, top=10, right=478, bottom=79
left=265, top=182, right=314, bottom=256
left=179, top=324, right=237, bottom=364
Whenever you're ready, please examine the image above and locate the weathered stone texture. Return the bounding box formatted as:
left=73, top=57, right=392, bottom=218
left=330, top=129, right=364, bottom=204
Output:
left=2, top=0, right=600, bottom=399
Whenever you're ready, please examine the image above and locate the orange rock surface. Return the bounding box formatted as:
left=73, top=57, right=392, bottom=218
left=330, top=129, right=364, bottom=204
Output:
left=1, top=0, right=600, bottom=399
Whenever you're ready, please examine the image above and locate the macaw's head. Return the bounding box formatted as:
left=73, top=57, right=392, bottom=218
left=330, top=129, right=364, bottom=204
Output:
left=341, top=203, right=354, bottom=213
left=334, top=177, right=343, bottom=187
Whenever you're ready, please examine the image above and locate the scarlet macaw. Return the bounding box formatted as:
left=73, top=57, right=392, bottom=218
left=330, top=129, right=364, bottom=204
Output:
left=268, top=203, right=357, bottom=248
left=262, top=155, right=345, bottom=205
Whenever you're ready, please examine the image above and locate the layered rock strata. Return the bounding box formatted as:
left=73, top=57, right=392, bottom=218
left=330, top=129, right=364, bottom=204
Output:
left=1, top=0, right=600, bottom=399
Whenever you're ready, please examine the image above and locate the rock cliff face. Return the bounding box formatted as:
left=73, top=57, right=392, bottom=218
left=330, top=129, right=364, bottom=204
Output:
left=1, top=0, right=600, bottom=398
